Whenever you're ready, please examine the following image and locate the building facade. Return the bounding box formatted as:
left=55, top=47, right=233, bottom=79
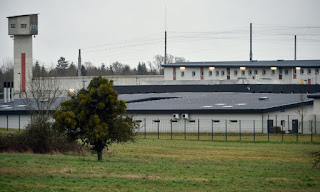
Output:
left=162, top=60, right=320, bottom=84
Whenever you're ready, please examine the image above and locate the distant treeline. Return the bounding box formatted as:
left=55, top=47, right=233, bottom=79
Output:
left=0, top=54, right=186, bottom=88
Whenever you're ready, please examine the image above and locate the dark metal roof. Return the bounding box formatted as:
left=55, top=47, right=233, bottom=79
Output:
left=0, top=97, right=66, bottom=115
left=119, top=92, right=313, bottom=114
left=161, top=60, right=320, bottom=68
left=7, top=14, right=39, bottom=18
left=0, top=93, right=313, bottom=115
left=308, top=93, right=320, bottom=99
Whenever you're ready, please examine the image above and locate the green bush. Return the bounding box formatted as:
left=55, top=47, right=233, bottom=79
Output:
left=0, top=117, right=84, bottom=154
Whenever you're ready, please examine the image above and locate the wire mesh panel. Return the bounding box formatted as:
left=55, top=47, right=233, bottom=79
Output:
left=212, top=119, right=226, bottom=141
left=172, top=119, right=185, bottom=140
left=159, top=119, right=171, bottom=139
left=185, top=119, right=198, bottom=140
left=0, top=115, right=7, bottom=129
left=199, top=119, right=213, bottom=141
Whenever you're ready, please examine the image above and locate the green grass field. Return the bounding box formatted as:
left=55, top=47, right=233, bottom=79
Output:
left=0, top=138, right=320, bottom=191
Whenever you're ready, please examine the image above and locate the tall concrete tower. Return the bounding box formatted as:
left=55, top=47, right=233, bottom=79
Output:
left=7, top=14, right=38, bottom=97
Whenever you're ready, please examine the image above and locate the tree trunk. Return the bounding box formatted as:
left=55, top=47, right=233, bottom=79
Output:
left=97, top=150, right=103, bottom=161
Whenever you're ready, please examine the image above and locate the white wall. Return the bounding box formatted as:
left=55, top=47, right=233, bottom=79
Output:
left=0, top=114, right=30, bottom=129
left=164, top=66, right=320, bottom=84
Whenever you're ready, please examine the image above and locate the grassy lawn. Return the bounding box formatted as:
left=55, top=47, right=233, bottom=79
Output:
left=0, top=139, right=320, bottom=191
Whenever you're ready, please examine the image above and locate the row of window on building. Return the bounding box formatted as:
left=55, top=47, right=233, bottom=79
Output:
left=179, top=68, right=319, bottom=77
left=11, top=24, right=37, bottom=30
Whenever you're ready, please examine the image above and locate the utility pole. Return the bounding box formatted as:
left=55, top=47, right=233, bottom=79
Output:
left=165, top=31, right=167, bottom=64
left=294, top=35, right=297, bottom=60
left=250, top=23, right=252, bottom=61
left=78, top=49, right=82, bottom=76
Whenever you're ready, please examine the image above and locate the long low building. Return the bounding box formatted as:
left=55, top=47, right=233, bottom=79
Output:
left=1, top=92, right=319, bottom=135
left=162, top=60, right=320, bottom=84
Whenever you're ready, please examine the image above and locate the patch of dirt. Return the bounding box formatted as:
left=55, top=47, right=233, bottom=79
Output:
left=266, top=177, right=289, bottom=181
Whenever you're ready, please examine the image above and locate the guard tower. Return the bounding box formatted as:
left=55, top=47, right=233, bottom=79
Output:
left=7, top=14, right=38, bottom=97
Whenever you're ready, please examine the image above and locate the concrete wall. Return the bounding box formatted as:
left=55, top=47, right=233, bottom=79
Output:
left=1, top=105, right=318, bottom=133
left=14, top=36, right=33, bottom=97
left=131, top=105, right=317, bottom=134
left=0, top=114, right=30, bottom=129
left=55, top=75, right=164, bottom=92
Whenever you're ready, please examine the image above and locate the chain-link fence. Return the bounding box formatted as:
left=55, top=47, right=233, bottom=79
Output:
left=134, top=116, right=320, bottom=143
left=1, top=114, right=320, bottom=142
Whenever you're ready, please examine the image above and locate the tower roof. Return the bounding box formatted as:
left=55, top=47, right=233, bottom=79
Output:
left=7, top=14, right=39, bottom=18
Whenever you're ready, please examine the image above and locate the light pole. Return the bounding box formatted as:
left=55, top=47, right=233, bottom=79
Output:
left=18, top=72, right=21, bottom=98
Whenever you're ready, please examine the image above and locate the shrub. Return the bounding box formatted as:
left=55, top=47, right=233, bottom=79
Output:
left=0, top=117, right=84, bottom=154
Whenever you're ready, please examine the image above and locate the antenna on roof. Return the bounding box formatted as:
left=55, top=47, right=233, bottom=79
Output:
left=294, top=35, right=297, bottom=60
left=164, top=0, right=167, bottom=64
left=250, top=23, right=253, bottom=61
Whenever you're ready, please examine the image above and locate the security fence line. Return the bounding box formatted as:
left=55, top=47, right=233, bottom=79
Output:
left=134, top=117, right=320, bottom=143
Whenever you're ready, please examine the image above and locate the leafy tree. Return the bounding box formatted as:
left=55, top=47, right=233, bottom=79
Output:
left=53, top=77, right=135, bottom=161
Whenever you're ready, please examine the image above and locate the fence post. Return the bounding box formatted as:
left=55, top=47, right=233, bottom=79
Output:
left=262, top=114, right=264, bottom=134
left=184, top=119, right=186, bottom=140
left=157, top=120, right=160, bottom=139
left=288, top=115, right=290, bottom=134
left=144, top=118, right=146, bottom=139
left=315, top=115, right=317, bottom=135
left=239, top=120, right=241, bottom=141
left=198, top=119, right=200, bottom=141
left=254, top=120, right=255, bottom=142
left=225, top=120, right=227, bottom=141
left=296, top=123, right=299, bottom=143
left=211, top=120, right=214, bottom=141
left=170, top=120, right=173, bottom=140
left=311, top=120, right=313, bottom=142
left=281, top=124, right=283, bottom=142
left=19, top=114, right=20, bottom=132
left=267, top=115, right=270, bottom=142
left=6, top=114, right=8, bottom=131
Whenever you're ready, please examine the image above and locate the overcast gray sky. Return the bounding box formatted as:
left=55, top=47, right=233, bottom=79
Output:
left=1, top=0, right=320, bottom=69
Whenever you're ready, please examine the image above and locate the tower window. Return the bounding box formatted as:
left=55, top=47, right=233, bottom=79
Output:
left=308, top=69, right=311, bottom=74
left=21, top=24, right=27, bottom=28
left=254, top=70, right=258, bottom=75
left=31, top=24, right=37, bottom=30
left=242, top=70, right=245, bottom=75
left=216, top=71, right=219, bottom=76
left=181, top=71, right=184, bottom=77
left=285, top=69, right=289, bottom=75
left=262, top=69, right=266, bottom=75
left=249, top=70, right=252, bottom=75
left=209, top=71, right=212, bottom=76
left=11, top=24, right=16, bottom=28
left=221, top=70, right=225, bottom=76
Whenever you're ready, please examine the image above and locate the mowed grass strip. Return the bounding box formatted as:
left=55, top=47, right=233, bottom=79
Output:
left=0, top=139, right=319, bottom=191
